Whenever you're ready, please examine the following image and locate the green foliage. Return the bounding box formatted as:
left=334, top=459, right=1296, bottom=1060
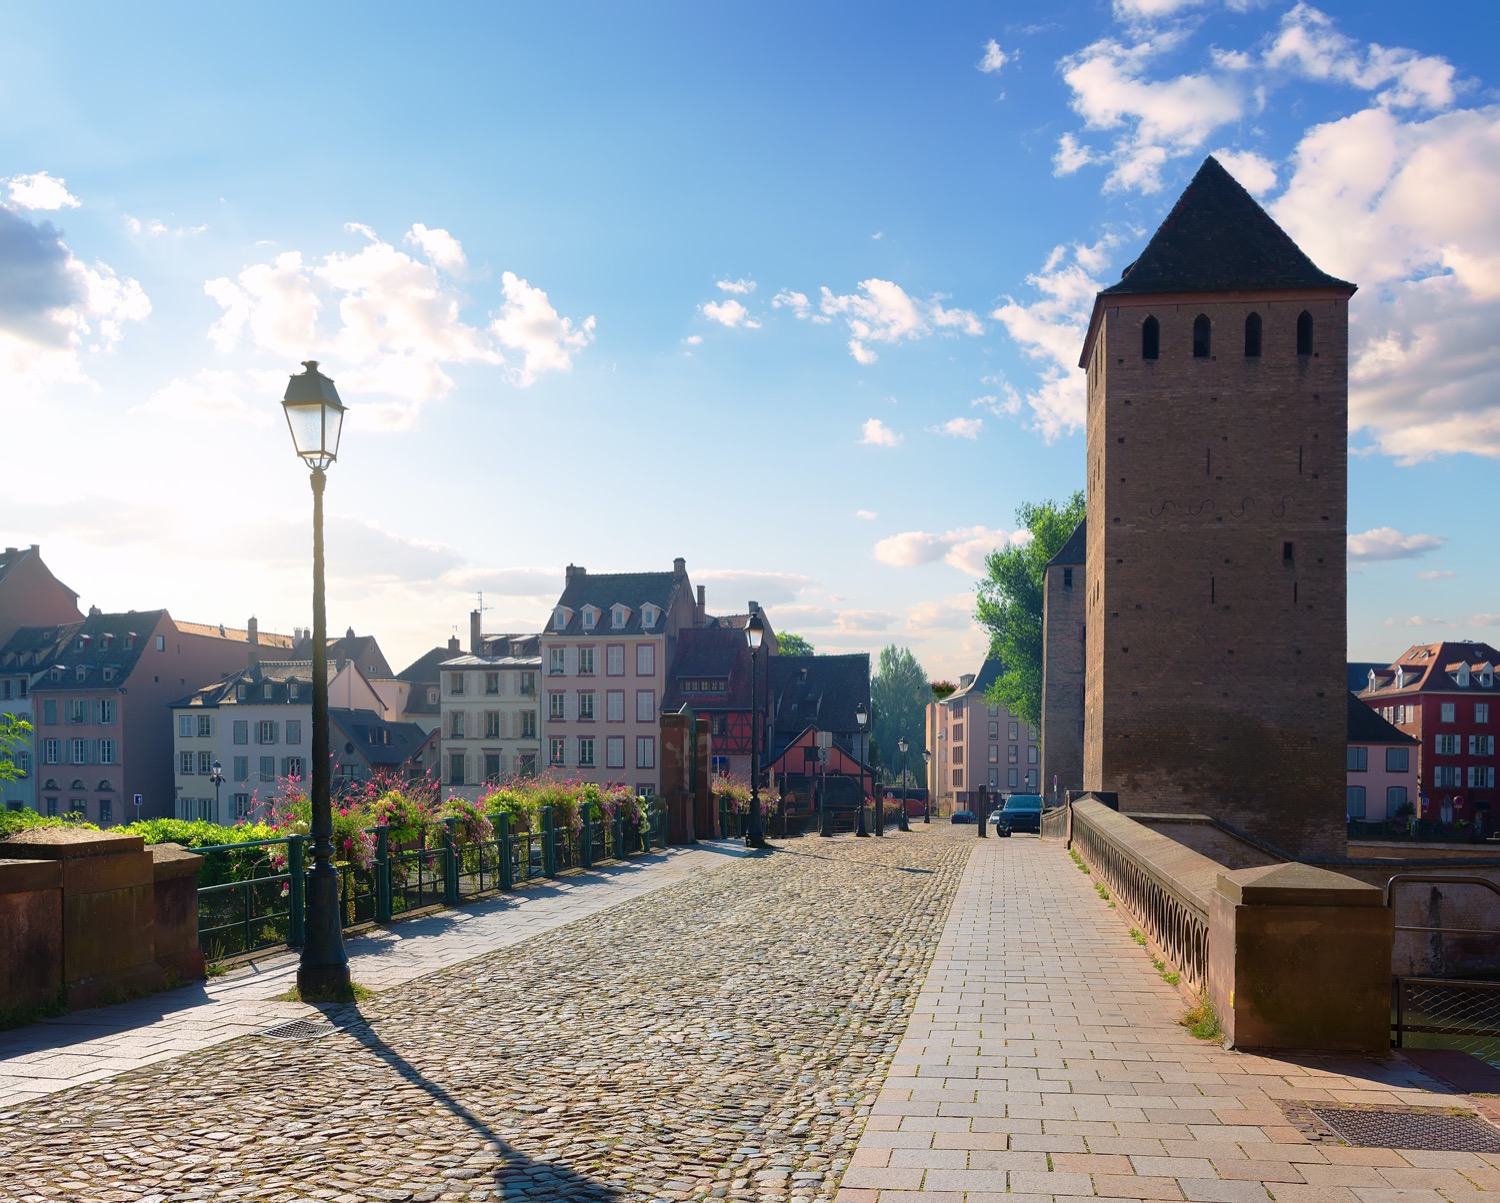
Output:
left=775, top=631, right=815, bottom=656
left=973, top=490, right=1086, bottom=728
left=1180, top=995, right=1222, bottom=1040
left=869, top=645, right=928, bottom=784
left=0, top=808, right=98, bottom=839
left=0, top=713, right=31, bottom=784
left=117, top=818, right=279, bottom=849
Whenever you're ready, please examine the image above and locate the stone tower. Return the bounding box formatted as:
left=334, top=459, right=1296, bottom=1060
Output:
left=1077, top=157, right=1356, bottom=860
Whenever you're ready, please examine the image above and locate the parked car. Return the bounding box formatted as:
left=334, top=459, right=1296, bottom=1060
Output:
left=951, top=809, right=976, bottom=825
left=996, top=793, right=1045, bottom=834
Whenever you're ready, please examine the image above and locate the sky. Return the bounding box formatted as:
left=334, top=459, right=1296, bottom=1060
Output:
left=3, top=1, right=1498, bottom=684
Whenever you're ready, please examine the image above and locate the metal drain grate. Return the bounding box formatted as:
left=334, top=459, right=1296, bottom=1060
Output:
left=1309, top=1106, right=1500, bottom=1153
left=259, top=1019, right=339, bottom=1041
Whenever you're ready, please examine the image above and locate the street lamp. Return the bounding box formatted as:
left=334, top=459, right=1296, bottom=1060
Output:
left=283, top=360, right=350, bottom=996
left=209, top=759, right=225, bottom=824
left=980, top=782, right=990, bottom=839
left=744, top=610, right=767, bottom=848
left=922, top=749, right=932, bottom=823
left=897, top=736, right=911, bottom=832
left=853, top=702, right=870, bottom=838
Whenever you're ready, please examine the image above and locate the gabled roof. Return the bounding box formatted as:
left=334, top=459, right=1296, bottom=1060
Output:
left=329, top=708, right=432, bottom=771
left=1360, top=641, right=1500, bottom=698
left=662, top=627, right=754, bottom=711
left=171, top=659, right=318, bottom=709
left=398, top=645, right=461, bottom=684
left=177, top=619, right=295, bottom=650
left=549, top=567, right=686, bottom=636
left=1045, top=520, right=1086, bottom=570
left=1348, top=693, right=1418, bottom=746
left=478, top=632, right=541, bottom=658
left=24, top=610, right=169, bottom=692
left=769, top=653, right=870, bottom=735
left=0, top=544, right=79, bottom=603
left=1102, top=157, right=1356, bottom=299
left=1347, top=661, right=1388, bottom=694
left=945, top=658, right=1004, bottom=704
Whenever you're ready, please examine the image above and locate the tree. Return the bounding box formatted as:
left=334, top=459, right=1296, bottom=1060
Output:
left=775, top=631, right=815, bottom=656
left=974, top=490, right=1086, bottom=729
left=870, top=645, right=929, bottom=784
left=0, top=714, right=32, bottom=783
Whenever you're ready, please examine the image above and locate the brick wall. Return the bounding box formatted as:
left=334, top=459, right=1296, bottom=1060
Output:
left=1041, top=562, right=1086, bottom=799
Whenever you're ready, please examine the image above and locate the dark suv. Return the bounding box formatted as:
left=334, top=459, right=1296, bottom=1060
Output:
left=995, top=793, right=1044, bottom=834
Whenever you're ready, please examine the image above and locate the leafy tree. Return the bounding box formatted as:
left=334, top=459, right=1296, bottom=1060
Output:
left=0, top=714, right=31, bottom=784
left=870, top=645, right=928, bottom=785
left=775, top=631, right=815, bottom=656
left=974, top=490, right=1086, bottom=728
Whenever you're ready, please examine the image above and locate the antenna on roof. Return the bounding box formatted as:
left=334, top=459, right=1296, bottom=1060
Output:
left=476, top=591, right=493, bottom=614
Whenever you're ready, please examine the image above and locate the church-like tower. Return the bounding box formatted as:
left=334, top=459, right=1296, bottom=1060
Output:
left=1077, top=157, right=1356, bottom=859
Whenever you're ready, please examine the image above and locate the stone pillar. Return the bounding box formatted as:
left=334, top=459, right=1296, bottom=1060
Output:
left=0, top=828, right=162, bottom=1008
left=1208, top=862, right=1393, bottom=1054
left=0, top=857, right=63, bottom=1014
left=692, top=716, right=716, bottom=838
left=659, top=712, right=695, bottom=844
left=151, top=843, right=206, bottom=983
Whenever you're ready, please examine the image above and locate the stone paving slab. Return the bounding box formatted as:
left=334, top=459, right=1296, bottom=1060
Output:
left=0, top=842, right=751, bottom=1110
left=832, top=833, right=1500, bottom=1203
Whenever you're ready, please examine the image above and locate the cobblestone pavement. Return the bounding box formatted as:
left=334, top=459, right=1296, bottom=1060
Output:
left=0, top=828, right=972, bottom=1203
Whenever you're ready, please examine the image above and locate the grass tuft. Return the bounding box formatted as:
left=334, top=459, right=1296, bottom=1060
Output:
left=1179, top=995, right=1223, bottom=1041
left=274, top=981, right=374, bottom=1005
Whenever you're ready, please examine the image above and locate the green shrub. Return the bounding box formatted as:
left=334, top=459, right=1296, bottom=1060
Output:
left=0, top=809, right=99, bottom=839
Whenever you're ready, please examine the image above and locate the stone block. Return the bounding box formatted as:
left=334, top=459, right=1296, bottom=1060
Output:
left=152, top=843, right=206, bottom=983
left=1208, top=861, right=1392, bottom=1054
left=0, top=858, right=63, bottom=1014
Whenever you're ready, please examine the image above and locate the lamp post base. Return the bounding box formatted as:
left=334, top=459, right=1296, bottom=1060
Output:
left=297, top=864, right=351, bottom=997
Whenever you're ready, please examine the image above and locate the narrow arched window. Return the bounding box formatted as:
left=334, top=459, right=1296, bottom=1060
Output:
left=1193, top=314, right=1211, bottom=358
left=1142, top=315, right=1159, bottom=360
left=1296, top=310, right=1314, bottom=356
left=1244, top=313, right=1262, bottom=358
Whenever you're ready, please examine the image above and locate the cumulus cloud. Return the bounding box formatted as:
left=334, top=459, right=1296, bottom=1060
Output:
left=907, top=595, right=978, bottom=634
left=1264, top=3, right=1455, bottom=110
left=700, top=298, right=761, bottom=329
left=693, top=569, right=814, bottom=607
left=1210, top=148, right=1278, bottom=195
left=978, top=39, right=1011, bottom=74
left=716, top=278, right=755, bottom=294
left=855, top=509, right=878, bottom=520
left=1347, top=527, right=1446, bottom=561
left=772, top=289, right=812, bottom=318
left=873, top=525, right=1022, bottom=575
left=930, top=417, right=983, bottom=439
left=0, top=203, right=149, bottom=390
left=198, top=223, right=592, bottom=427
left=860, top=418, right=902, bottom=447
left=5, top=172, right=79, bottom=211
left=820, top=278, right=982, bottom=363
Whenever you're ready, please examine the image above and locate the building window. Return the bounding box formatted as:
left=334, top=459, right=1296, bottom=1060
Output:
left=1142, top=315, right=1159, bottom=360
left=636, top=736, right=655, bottom=769
left=1346, top=786, right=1366, bottom=819
left=233, top=720, right=248, bottom=745
left=1062, top=567, right=1073, bottom=589
left=607, top=690, right=625, bottom=722
left=1296, top=310, right=1314, bottom=356
left=286, top=720, right=302, bottom=745
left=578, top=737, right=595, bottom=768
left=197, top=714, right=213, bottom=737
left=549, top=648, right=565, bottom=675
left=578, top=647, right=595, bottom=675
left=449, top=753, right=466, bottom=785
left=582, top=606, right=596, bottom=630
left=1008, top=745, right=1018, bottom=764
left=198, top=751, right=213, bottom=774
left=607, top=737, right=625, bottom=768
left=520, top=671, right=536, bottom=696
left=521, top=712, right=536, bottom=738
left=578, top=691, right=595, bottom=721
left=68, top=739, right=87, bottom=764
left=1192, top=313, right=1211, bottom=358
left=446, top=672, right=463, bottom=695
left=1347, top=745, right=1368, bottom=771
left=612, top=606, right=627, bottom=629
left=1435, top=734, right=1460, bottom=755
left=636, top=690, right=655, bottom=723
left=1478, top=703, right=1491, bottom=724
left=485, top=672, right=500, bottom=695
left=1386, top=786, right=1407, bottom=814
left=180, top=751, right=195, bottom=775
left=607, top=645, right=625, bottom=675
left=263, top=682, right=274, bottom=700
left=99, top=699, right=115, bottom=725
left=1470, top=766, right=1496, bottom=788
left=988, top=721, right=999, bottom=739
left=1470, top=734, right=1495, bottom=756
left=951, top=768, right=962, bottom=787
left=1244, top=312, right=1262, bottom=357
left=1026, top=745, right=1038, bottom=765
left=427, top=687, right=438, bottom=705
left=43, top=739, right=60, bottom=765
left=636, top=644, right=655, bottom=676
left=179, top=715, right=194, bottom=738
left=485, top=711, right=501, bottom=739
left=953, top=723, right=964, bottom=744
left=284, top=756, right=304, bottom=779
left=234, top=794, right=251, bottom=820
left=1434, top=765, right=1461, bottom=788
left=258, top=720, right=278, bottom=744
left=484, top=752, right=502, bottom=782
left=259, top=756, right=275, bottom=782
left=450, top=711, right=466, bottom=738
left=233, top=756, right=249, bottom=782
left=1008, top=720, right=1018, bottom=741
left=988, top=745, right=998, bottom=763
left=549, top=738, right=566, bottom=767
left=549, top=692, right=566, bottom=720
left=41, top=699, right=56, bottom=726
left=1386, top=747, right=1410, bottom=772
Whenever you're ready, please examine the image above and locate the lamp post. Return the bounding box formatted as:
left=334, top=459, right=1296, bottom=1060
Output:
left=744, top=610, right=766, bottom=848
left=980, top=783, right=990, bottom=838
left=897, top=736, right=910, bottom=832
left=283, top=360, right=350, bottom=996
left=209, top=759, right=225, bottom=824
left=922, top=749, right=932, bottom=823
left=853, top=703, right=870, bottom=838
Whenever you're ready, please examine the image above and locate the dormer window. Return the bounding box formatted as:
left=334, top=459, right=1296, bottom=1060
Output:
left=101, top=634, right=113, bottom=650
left=1457, top=665, right=1471, bottom=686
left=1483, top=668, right=1494, bottom=688
left=1395, top=667, right=1406, bottom=688
left=237, top=683, right=248, bottom=701
left=102, top=667, right=117, bottom=683
left=125, top=633, right=137, bottom=650
left=263, top=682, right=274, bottom=700
left=75, top=665, right=87, bottom=682
left=612, top=605, right=628, bottom=629
left=641, top=605, right=658, bottom=629
left=1368, top=669, right=1377, bottom=693
left=581, top=606, right=598, bottom=630
left=553, top=607, right=571, bottom=631
left=76, top=636, right=89, bottom=652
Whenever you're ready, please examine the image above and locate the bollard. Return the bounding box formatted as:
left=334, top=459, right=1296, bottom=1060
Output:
left=287, top=834, right=306, bottom=947
left=496, top=813, right=513, bottom=890
left=443, top=817, right=460, bottom=904
left=375, top=825, right=392, bottom=923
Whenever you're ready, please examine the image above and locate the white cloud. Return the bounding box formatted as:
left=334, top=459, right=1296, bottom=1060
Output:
left=873, top=525, right=1021, bottom=575
left=819, top=278, right=982, bottom=363
left=1264, top=3, right=1455, bottom=110
left=125, top=215, right=208, bottom=238
left=1053, top=132, right=1097, bottom=175
left=1347, top=527, right=1446, bottom=561
left=834, top=609, right=897, bottom=633
left=700, top=298, right=761, bottom=329
left=855, top=509, right=878, bottom=520
left=489, top=270, right=596, bottom=387
left=907, top=595, right=978, bottom=634
left=5, top=172, right=80, bottom=211
left=930, top=417, right=983, bottom=440
left=978, top=39, right=1011, bottom=74
left=683, top=334, right=703, bottom=345
left=692, top=569, right=814, bottom=607
left=134, top=367, right=283, bottom=424
left=1417, top=570, right=1455, bottom=581
left=1209, top=148, right=1278, bottom=195
left=405, top=224, right=466, bottom=272
left=772, top=289, right=811, bottom=318
left=1114, top=0, right=1203, bottom=19
left=860, top=418, right=902, bottom=447
left=716, top=277, right=756, bottom=295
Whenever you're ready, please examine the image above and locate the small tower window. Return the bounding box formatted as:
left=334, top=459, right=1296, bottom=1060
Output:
left=1244, top=313, right=1262, bottom=357
left=1192, top=314, right=1212, bottom=359
left=1063, top=568, right=1073, bottom=589
left=1141, top=316, right=1159, bottom=361
left=1282, top=541, right=1295, bottom=565
left=1297, top=310, right=1314, bottom=356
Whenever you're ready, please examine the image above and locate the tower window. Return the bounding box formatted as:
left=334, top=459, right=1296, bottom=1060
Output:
left=1063, top=568, right=1073, bottom=589
left=1283, top=541, right=1295, bottom=565
left=1244, top=313, right=1262, bottom=357
left=1297, top=310, right=1314, bottom=356
left=1192, top=314, right=1212, bottom=359
left=1141, top=315, right=1159, bottom=361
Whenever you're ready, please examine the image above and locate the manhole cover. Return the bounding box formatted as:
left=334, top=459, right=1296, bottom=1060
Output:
left=259, top=1019, right=339, bottom=1041
left=1309, top=1106, right=1500, bottom=1152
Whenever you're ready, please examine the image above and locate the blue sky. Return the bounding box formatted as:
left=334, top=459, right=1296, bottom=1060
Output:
left=3, top=1, right=1497, bottom=682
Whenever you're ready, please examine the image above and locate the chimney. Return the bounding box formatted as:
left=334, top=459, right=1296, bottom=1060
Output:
left=247, top=617, right=260, bottom=668
left=696, top=585, right=706, bottom=627
left=565, top=564, right=585, bottom=582
left=88, top=605, right=101, bottom=617
left=673, top=556, right=686, bottom=579
left=448, top=634, right=461, bottom=654
left=470, top=609, right=483, bottom=654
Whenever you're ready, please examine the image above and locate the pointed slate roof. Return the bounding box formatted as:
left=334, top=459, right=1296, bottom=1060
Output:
left=1102, top=157, right=1355, bottom=298
left=1045, top=519, right=1086, bottom=570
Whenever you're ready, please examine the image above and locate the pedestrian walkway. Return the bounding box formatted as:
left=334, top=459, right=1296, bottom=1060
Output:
left=836, top=835, right=1498, bottom=1202
left=0, top=840, right=752, bottom=1111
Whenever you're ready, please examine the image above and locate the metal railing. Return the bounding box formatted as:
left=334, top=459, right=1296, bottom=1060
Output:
left=1387, top=874, right=1500, bottom=1057
left=194, top=799, right=665, bottom=962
